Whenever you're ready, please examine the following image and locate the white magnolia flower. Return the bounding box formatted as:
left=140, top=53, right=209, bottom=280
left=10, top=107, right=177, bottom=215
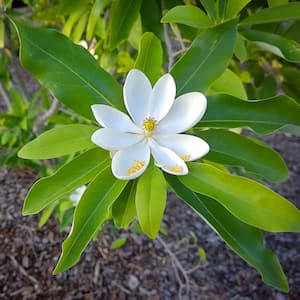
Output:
left=91, top=69, right=209, bottom=180
left=70, top=185, right=86, bottom=206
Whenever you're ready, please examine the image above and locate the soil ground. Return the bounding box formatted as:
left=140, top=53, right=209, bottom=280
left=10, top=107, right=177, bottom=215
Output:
left=0, top=133, right=300, bottom=300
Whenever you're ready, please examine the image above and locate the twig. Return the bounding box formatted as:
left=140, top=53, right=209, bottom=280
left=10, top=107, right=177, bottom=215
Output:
left=9, top=255, right=40, bottom=291
left=4, top=18, right=30, bottom=103
left=157, top=235, right=190, bottom=300
left=170, top=23, right=186, bottom=53
left=163, top=22, right=174, bottom=72
left=0, top=81, right=10, bottom=110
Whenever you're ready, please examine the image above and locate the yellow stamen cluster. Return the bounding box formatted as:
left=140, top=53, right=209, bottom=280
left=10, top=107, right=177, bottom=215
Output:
left=180, top=154, right=191, bottom=161
left=127, top=160, right=145, bottom=175
left=143, top=117, right=157, bottom=137
left=169, top=165, right=183, bottom=173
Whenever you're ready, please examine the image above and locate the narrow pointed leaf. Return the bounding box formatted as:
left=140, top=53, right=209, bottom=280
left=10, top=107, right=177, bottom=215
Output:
left=180, top=163, right=300, bottom=232
left=166, top=175, right=288, bottom=292
left=161, top=5, right=213, bottom=29
left=107, top=0, right=142, bottom=49
left=135, top=32, right=163, bottom=84
left=18, top=124, right=97, bottom=159
left=240, top=30, right=300, bottom=63
left=136, top=166, right=167, bottom=239
left=225, top=0, right=251, bottom=18
left=11, top=19, right=124, bottom=119
left=240, top=3, right=300, bottom=25
left=199, top=0, right=217, bottom=20
left=23, top=148, right=109, bottom=215
left=198, top=94, right=300, bottom=134
left=194, top=129, right=288, bottom=183
left=112, top=181, right=137, bottom=228
left=171, top=19, right=237, bottom=94
left=53, top=167, right=128, bottom=274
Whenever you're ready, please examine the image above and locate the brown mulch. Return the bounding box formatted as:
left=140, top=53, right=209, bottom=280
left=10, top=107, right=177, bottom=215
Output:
left=0, top=133, right=300, bottom=300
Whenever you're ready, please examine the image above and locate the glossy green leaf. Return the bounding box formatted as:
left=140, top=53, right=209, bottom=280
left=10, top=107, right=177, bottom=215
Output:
left=18, top=124, right=97, bottom=159
left=112, top=181, right=137, bottom=228
left=234, top=33, right=248, bottom=62
left=194, top=129, right=288, bottom=182
left=136, top=166, right=167, bottom=239
left=207, top=69, right=247, bottom=99
left=199, top=0, right=217, bottom=21
left=180, top=163, right=300, bottom=232
left=11, top=20, right=124, bottom=119
left=166, top=175, right=288, bottom=292
left=161, top=5, right=213, bottom=29
left=134, top=32, right=163, bottom=84
left=198, top=94, right=300, bottom=134
left=241, top=30, right=300, bottom=63
left=171, top=19, right=237, bottom=94
left=53, top=167, right=128, bottom=274
left=23, top=148, right=109, bottom=214
left=241, top=3, right=300, bottom=25
left=107, top=0, right=142, bottom=49
left=225, top=0, right=251, bottom=18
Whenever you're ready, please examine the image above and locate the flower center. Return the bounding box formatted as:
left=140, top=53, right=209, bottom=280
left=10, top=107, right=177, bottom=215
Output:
left=127, top=160, right=145, bottom=175
left=143, top=117, right=157, bottom=137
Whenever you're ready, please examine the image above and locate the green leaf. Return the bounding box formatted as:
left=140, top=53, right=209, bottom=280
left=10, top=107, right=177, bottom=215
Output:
left=194, top=129, right=288, bottom=182
left=199, top=0, right=217, bottom=21
left=112, top=181, right=137, bottom=228
left=11, top=19, right=124, bottom=119
left=171, top=19, right=237, bottom=94
left=0, top=20, right=4, bottom=49
left=180, top=163, right=300, bottom=232
left=240, top=30, right=300, bottom=63
left=140, top=0, right=163, bottom=40
left=225, top=0, right=251, bottom=19
left=234, top=33, right=248, bottom=62
left=38, top=202, right=57, bottom=228
left=86, top=0, right=110, bottom=41
left=161, top=5, right=213, bottom=29
left=18, top=124, right=97, bottom=159
left=198, top=94, right=300, bottom=135
left=267, top=0, right=288, bottom=7
left=53, top=167, right=128, bottom=274
left=240, top=3, right=300, bottom=25
left=136, top=166, right=167, bottom=239
left=134, top=32, right=163, bottom=84
left=166, top=175, right=288, bottom=292
left=207, top=68, right=247, bottom=100
left=107, top=0, right=142, bottom=49
left=111, top=237, right=127, bottom=249
left=23, top=148, right=109, bottom=215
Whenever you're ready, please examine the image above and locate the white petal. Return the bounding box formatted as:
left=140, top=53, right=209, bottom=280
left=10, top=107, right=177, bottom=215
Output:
left=123, top=69, right=152, bottom=126
left=91, top=128, right=143, bottom=151
left=149, top=73, right=176, bottom=122
left=154, top=134, right=209, bottom=161
left=112, top=141, right=150, bottom=180
left=149, top=139, right=188, bottom=175
left=91, top=104, right=141, bottom=133
left=156, top=92, right=207, bottom=134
